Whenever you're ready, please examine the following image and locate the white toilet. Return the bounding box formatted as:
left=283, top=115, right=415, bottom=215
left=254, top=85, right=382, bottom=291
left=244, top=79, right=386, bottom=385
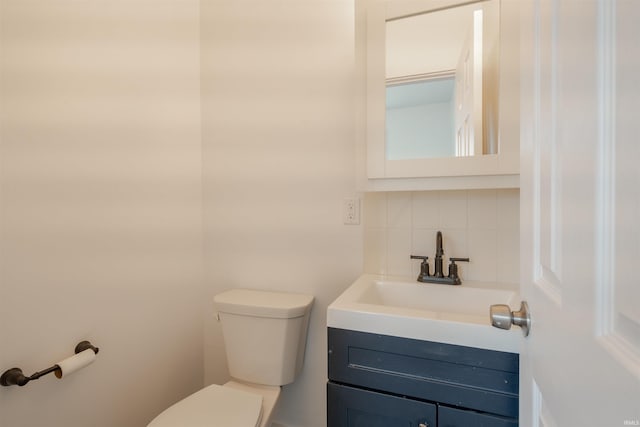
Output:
left=148, top=289, right=314, bottom=427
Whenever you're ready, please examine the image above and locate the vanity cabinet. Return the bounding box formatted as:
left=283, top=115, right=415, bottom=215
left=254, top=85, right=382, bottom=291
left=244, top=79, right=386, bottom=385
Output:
left=327, top=328, right=519, bottom=426
left=328, top=383, right=437, bottom=427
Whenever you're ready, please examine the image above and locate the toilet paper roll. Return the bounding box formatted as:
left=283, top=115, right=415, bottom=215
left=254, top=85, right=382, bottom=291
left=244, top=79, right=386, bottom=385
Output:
left=54, top=349, right=96, bottom=379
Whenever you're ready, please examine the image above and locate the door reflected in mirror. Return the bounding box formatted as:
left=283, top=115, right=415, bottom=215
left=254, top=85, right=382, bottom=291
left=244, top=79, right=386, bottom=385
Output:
left=385, top=0, right=500, bottom=160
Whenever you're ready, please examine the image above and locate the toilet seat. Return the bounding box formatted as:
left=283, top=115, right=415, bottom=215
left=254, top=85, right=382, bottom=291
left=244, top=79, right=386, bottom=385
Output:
left=147, top=384, right=263, bottom=427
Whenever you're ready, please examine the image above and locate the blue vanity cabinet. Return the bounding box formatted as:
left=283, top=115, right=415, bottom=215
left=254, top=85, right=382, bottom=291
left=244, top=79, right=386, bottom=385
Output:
left=327, top=328, right=519, bottom=427
left=328, top=382, right=436, bottom=427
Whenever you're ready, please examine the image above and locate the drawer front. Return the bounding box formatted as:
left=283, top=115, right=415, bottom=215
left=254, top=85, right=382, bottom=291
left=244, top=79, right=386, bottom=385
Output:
left=328, top=382, right=437, bottom=427
left=439, top=405, right=518, bottom=427
left=328, top=328, right=519, bottom=418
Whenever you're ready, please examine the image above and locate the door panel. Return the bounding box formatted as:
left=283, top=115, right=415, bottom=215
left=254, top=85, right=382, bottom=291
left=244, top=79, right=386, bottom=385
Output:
left=520, top=0, right=640, bottom=425
left=601, top=0, right=640, bottom=378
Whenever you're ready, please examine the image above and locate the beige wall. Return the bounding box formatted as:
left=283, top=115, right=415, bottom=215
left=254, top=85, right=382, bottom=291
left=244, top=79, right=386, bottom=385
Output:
left=200, top=1, right=362, bottom=426
left=0, top=1, right=204, bottom=426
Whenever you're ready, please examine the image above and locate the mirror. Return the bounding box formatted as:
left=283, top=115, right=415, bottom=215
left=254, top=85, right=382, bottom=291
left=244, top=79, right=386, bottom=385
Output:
left=385, top=0, right=500, bottom=160
left=355, top=0, right=520, bottom=183
left=355, top=0, right=520, bottom=182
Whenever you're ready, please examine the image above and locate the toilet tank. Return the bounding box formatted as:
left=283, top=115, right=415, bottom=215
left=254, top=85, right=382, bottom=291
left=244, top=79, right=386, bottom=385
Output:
left=214, top=289, right=314, bottom=386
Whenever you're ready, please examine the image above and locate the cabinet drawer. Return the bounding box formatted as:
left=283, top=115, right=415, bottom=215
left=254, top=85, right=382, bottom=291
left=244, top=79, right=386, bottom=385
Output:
left=328, top=328, right=518, bottom=418
left=439, top=405, right=518, bottom=427
left=328, top=382, right=436, bottom=427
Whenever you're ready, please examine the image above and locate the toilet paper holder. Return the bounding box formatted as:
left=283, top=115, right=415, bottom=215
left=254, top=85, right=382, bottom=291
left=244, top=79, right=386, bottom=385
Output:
left=1, top=341, right=99, bottom=387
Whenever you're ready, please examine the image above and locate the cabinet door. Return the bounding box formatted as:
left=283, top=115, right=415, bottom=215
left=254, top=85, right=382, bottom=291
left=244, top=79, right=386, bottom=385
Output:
left=439, top=405, right=517, bottom=427
left=328, top=328, right=518, bottom=419
left=328, top=382, right=436, bottom=427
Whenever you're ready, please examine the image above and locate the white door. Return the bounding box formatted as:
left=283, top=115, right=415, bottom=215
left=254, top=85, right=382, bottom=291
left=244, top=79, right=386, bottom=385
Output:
left=519, top=0, right=640, bottom=426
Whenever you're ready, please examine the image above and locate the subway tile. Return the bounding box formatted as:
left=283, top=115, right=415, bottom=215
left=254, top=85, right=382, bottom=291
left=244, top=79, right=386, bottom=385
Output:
left=497, top=189, right=520, bottom=230
left=412, top=191, right=439, bottom=229
left=411, top=228, right=436, bottom=257
left=387, top=227, right=412, bottom=277
left=497, top=228, right=520, bottom=284
left=468, top=189, right=498, bottom=230
left=467, top=229, right=498, bottom=282
left=387, top=192, right=412, bottom=228
left=440, top=228, right=468, bottom=261
left=363, top=192, right=387, bottom=228
left=438, top=190, right=468, bottom=229
left=363, top=228, right=386, bottom=274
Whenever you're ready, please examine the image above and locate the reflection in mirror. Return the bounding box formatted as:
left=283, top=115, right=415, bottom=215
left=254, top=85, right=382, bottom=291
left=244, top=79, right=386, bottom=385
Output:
left=385, top=0, right=500, bottom=159
left=386, top=77, right=455, bottom=159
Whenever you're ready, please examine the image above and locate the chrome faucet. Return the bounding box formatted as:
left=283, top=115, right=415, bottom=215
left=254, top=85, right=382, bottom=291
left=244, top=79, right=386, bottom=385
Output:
left=410, top=231, right=469, bottom=285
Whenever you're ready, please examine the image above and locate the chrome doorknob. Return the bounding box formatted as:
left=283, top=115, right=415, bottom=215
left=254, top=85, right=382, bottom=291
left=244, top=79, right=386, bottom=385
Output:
left=490, top=301, right=531, bottom=337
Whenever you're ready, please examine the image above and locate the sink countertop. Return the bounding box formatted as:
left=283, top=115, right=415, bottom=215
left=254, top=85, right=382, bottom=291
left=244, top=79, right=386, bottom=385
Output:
left=327, top=274, right=521, bottom=354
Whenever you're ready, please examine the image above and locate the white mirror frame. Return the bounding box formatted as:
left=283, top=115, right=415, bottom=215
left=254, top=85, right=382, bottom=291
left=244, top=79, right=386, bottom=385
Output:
left=357, top=0, right=520, bottom=191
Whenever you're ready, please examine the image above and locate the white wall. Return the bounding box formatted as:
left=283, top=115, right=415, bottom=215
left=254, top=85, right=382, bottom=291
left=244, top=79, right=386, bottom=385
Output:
left=200, top=1, right=361, bottom=426
left=0, top=2, right=204, bottom=426
left=386, top=101, right=455, bottom=159
left=363, top=189, right=519, bottom=287
left=0, top=3, right=514, bottom=427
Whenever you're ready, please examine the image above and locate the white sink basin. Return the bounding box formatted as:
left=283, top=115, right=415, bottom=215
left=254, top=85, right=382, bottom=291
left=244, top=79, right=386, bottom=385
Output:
left=327, top=274, right=521, bottom=353
left=359, top=279, right=517, bottom=317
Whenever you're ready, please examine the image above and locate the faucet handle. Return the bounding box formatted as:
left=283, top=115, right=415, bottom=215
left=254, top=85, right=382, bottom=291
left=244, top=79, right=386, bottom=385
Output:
left=447, top=257, right=469, bottom=285
left=410, top=255, right=430, bottom=281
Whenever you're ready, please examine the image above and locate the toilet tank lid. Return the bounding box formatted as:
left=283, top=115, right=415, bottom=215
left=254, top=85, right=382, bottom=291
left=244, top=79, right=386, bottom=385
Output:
left=214, top=289, right=314, bottom=319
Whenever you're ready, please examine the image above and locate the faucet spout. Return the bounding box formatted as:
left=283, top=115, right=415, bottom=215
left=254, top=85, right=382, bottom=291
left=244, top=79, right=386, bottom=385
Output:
left=434, top=231, right=444, bottom=277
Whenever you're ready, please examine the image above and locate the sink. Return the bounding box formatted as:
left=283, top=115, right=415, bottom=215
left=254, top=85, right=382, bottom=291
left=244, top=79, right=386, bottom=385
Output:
left=358, top=279, right=517, bottom=318
left=327, top=274, right=521, bottom=353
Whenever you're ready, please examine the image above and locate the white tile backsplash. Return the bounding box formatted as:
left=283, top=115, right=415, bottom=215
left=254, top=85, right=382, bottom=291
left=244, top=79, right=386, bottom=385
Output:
left=387, top=227, right=413, bottom=276
left=497, top=227, right=520, bottom=283
left=411, top=192, right=439, bottom=228
left=468, top=190, right=498, bottom=229
left=363, top=227, right=386, bottom=275
left=497, top=188, right=520, bottom=230
left=438, top=191, right=468, bottom=229
left=363, top=192, right=387, bottom=228
left=387, top=192, right=412, bottom=228
left=468, top=228, right=499, bottom=281
left=364, top=189, right=520, bottom=287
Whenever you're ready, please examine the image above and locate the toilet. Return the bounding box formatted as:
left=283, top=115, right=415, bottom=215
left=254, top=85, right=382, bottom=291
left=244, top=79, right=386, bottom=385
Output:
left=148, top=289, right=314, bottom=427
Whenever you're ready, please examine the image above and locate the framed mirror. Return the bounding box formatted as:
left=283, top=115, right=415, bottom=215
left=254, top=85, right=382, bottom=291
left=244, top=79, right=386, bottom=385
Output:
left=359, top=0, right=520, bottom=184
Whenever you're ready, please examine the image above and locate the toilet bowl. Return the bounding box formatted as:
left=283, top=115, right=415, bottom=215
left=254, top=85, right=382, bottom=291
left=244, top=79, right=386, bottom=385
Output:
left=147, top=289, right=314, bottom=427
left=147, top=381, right=281, bottom=427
